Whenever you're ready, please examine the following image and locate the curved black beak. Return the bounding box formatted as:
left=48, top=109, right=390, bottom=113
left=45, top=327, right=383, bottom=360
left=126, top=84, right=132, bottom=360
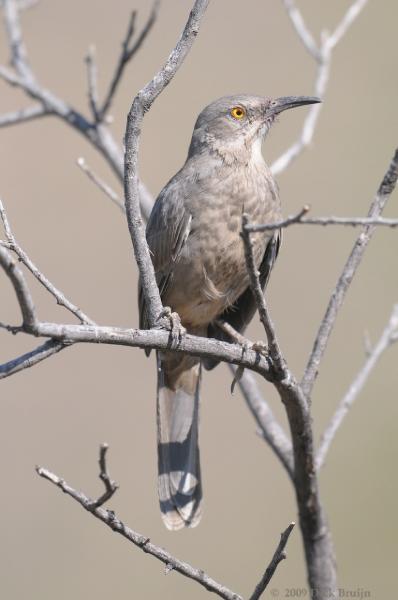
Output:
left=268, top=96, right=321, bottom=116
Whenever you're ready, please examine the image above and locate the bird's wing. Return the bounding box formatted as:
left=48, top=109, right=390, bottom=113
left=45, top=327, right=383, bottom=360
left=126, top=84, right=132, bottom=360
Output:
left=204, top=230, right=281, bottom=370
left=139, top=180, right=192, bottom=331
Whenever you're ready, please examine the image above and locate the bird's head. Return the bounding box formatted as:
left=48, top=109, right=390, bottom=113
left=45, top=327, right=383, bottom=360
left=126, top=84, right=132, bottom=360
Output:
left=188, top=94, right=320, bottom=163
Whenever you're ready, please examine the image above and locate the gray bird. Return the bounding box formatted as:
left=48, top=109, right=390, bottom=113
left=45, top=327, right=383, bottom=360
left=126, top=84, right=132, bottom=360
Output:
left=139, top=94, right=320, bottom=530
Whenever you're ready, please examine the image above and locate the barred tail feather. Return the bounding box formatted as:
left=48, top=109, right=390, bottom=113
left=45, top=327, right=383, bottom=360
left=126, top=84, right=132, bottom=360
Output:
left=157, top=353, right=202, bottom=530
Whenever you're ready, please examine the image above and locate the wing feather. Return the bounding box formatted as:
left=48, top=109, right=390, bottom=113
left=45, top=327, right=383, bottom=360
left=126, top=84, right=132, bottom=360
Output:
left=139, top=180, right=192, bottom=332
left=204, top=230, right=281, bottom=370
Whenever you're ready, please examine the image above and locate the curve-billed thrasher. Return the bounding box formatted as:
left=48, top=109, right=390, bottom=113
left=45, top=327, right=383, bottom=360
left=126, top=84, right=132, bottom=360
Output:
left=139, top=94, right=320, bottom=530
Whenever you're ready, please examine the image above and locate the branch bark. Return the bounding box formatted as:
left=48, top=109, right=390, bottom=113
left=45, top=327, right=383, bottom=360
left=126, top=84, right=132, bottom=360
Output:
left=0, top=339, right=66, bottom=379
left=248, top=522, right=295, bottom=600
left=124, top=0, right=209, bottom=327
left=36, top=447, right=243, bottom=600
left=241, top=214, right=287, bottom=379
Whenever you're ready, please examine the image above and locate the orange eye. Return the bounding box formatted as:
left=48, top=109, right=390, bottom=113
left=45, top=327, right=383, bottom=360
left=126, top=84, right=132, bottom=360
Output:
left=230, top=106, right=246, bottom=120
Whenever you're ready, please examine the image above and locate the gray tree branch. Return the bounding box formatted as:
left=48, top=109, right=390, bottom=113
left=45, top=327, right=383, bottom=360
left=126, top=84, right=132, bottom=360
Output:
left=316, top=303, right=398, bottom=469
left=248, top=522, right=295, bottom=600
left=0, top=339, right=66, bottom=379
left=233, top=368, right=294, bottom=479
left=0, top=0, right=153, bottom=219
left=241, top=214, right=287, bottom=379
left=302, top=148, right=398, bottom=398
left=77, top=157, right=125, bottom=214
left=0, top=244, right=36, bottom=329
left=98, top=1, right=160, bottom=120
left=36, top=446, right=243, bottom=600
left=0, top=104, right=48, bottom=127
left=246, top=211, right=398, bottom=232
left=0, top=198, right=95, bottom=325
left=272, top=0, right=368, bottom=175
left=124, top=0, right=209, bottom=327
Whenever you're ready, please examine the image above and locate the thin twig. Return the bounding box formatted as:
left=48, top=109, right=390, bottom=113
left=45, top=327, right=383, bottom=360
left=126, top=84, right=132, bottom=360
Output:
left=0, top=244, right=37, bottom=329
left=77, top=157, right=125, bottom=213
left=36, top=455, right=242, bottom=600
left=246, top=213, right=398, bottom=232
left=0, top=198, right=95, bottom=325
left=316, top=303, right=398, bottom=469
left=0, top=104, right=48, bottom=127
left=0, top=339, right=66, bottom=379
left=281, top=0, right=320, bottom=61
left=0, top=0, right=154, bottom=214
left=99, top=1, right=160, bottom=120
left=85, top=45, right=99, bottom=121
left=273, top=0, right=368, bottom=175
left=241, top=214, right=287, bottom=379
left=246, top=206, right=310, bottom=232
left=3, top=0, right=32, bottom=80
left=232, top=367, right=294, bottom=479
left=302, top=148, right=398, bottom=398
left=327, top=0, right=368, bottom=50
left=124, top=0, right=209, bottom=328
left=248, top=522, right=295, bottom=600
left=89, top=443, right=119, bottom=508
left=0, top=249, right=273, bottom=378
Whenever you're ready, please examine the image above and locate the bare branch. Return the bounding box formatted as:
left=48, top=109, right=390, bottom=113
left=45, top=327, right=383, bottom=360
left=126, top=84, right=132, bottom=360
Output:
left=87, top=443, right=119, bottom=509
left=232, top=367, right=294, bottom=478
left=246, top=206, right=310, bottom=232
left=85, top=45, right=99, bottom=122
left=0, top=1, right=154, bottom=216
left=327, top=0, right=368, bottom=50
left=0, top=199, right=95, bottom=325
left=33, top=320, right=272, bottom=380
left=99, top=1, right=160, bottom=120
left=248, top=522, right=295, bottom=600
left=0, top=104, right=48, bottom=127
left=271, top=50, right=327, bottom=175
left=273, top=0, right=368, bottom=175
left=124, top=0, right=209, bottom=327
left=77, top=157, right=125, bottom=213
left=0, top=339, right=66, bottom=379
left=36, top=452, right=242, bottom=600
left=3, top=0, right=32, bottom=80
left=0, top=244, right=37, bottom=329
left=246, top=210, right=398, bottom=232
left=281, top=0, right=320, bottom=61
left=241, top=214, right=287, bottom=379
left=316, top=303, right=398, bottom=469
left=302, top=148, right=398, bottom=398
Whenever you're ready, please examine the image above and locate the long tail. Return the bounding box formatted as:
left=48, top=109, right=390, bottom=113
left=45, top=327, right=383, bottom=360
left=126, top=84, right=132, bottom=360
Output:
left=157, top=352, right=202, bottom=530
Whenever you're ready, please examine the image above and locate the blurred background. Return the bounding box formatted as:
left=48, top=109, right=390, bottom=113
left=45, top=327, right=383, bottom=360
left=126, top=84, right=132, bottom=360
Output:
left=1, top=1, right=397, bottom=598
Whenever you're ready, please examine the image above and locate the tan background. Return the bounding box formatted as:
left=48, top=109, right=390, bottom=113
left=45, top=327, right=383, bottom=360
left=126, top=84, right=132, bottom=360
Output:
left=1, top=1, right=397, bottom=598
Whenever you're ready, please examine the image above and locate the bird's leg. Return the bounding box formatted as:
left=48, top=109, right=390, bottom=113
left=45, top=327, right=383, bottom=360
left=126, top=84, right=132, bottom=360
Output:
left=215, top=320, right=269, bottom=357
left=215, top=320, right=269, bottom=392
left=158, top=306, right=186, bottom=348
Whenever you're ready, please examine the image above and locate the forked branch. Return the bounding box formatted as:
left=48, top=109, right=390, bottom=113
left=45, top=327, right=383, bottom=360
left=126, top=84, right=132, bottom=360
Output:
left=36, top=444, right=294, bottom=600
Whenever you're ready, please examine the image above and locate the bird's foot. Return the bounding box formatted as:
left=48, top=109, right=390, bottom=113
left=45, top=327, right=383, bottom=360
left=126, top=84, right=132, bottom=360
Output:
left=158, top=306, right=186, bottom=348
left=251, top=340, right=269, bottom=356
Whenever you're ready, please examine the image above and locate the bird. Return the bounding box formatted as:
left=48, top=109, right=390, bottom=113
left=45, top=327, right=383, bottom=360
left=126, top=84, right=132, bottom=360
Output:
left=139, top=94, right=320, bottom=530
